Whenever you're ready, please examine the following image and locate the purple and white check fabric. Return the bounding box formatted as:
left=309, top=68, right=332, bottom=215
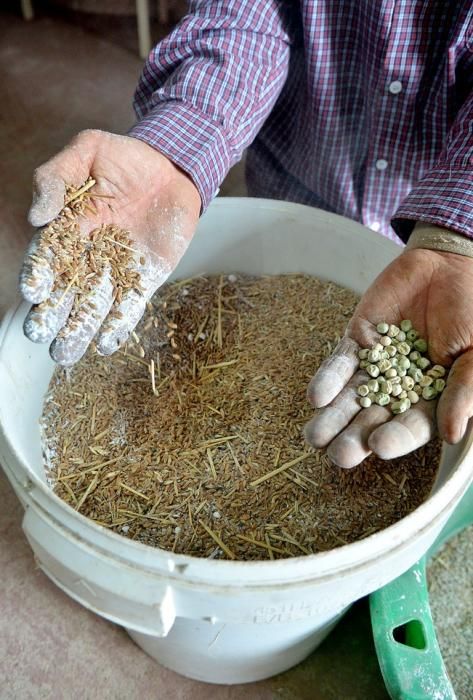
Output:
left=130, top=1, right=473, bottom=243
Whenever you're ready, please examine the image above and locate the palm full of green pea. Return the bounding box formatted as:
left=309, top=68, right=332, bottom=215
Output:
left=304, top=245, right=473, bottom=469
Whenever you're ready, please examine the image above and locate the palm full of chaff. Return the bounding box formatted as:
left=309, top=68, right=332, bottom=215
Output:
left=19, top=130, right=200, bottom=365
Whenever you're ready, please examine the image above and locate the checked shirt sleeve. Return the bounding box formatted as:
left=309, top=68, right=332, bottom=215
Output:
left=129, top=1, right=292, bottom=211
left=392, top=83, right=473, bottom=243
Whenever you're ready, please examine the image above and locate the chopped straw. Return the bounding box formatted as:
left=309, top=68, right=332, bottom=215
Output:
left=42, top=274, right=441, bottom=560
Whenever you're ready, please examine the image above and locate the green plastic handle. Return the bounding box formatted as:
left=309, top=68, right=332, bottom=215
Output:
left=370, top=560, right=455, bottom=699
left=370, top=484, right=473, bottom=699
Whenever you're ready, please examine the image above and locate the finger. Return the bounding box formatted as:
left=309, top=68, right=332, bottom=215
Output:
left=23, top=288, right=74, bottom=344
left=304, top=370, right=368, bottom=448
left=28, top=130, right=98, bottom=227
left=368, top=399, right=437, bottom=460
left=49, top=270, right=114, bottom=366
left=95, top=255, right=172, bottom=356
left=19, top=232, right=55, bottom=304
left=437, top=350, right=473, bottom=443
left=307, top=336, right=360, bottom=408
left=327, top=404, right=391, bottom=469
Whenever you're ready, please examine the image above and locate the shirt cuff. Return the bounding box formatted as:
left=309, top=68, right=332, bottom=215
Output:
left=128, top=101, right=234, bottom=212
left=391, top=166, right=473, bottom=243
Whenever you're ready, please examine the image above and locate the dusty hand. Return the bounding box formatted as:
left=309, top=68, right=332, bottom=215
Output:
left=20, top=130, right=201, bottom=365
left=305, top=247, right=473, bottom=467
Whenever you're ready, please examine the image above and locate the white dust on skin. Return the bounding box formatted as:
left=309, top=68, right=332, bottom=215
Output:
left=19, top=231, right=54, bottom=304
left=50, top=269, right=115, bottom=366
left=28, top=172, right=65, bottom=228
left=95, top=253, right=172, bottom=355
left=307, top=336, right=360, bottom=408
left=23, top=288, right=75, bottom=344
left=96, top=207, right=188, bottom=356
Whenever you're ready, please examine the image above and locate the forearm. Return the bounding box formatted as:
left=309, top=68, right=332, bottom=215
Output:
left=129, top=0, right=293, bottom=210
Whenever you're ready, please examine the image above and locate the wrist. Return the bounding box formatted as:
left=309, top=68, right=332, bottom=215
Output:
left=407, top=223, right=473, bottom=259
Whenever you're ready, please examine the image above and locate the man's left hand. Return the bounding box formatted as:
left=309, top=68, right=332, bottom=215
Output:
left=305, top=245, right=473, bottom=468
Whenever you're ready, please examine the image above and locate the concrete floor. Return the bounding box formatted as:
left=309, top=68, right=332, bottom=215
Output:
left=0, top=8, right=387, bottom=699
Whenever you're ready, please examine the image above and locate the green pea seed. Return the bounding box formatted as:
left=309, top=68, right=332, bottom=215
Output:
left=391, top=398, right=411, bottom=414
left=397, top=341, right=411, bottom=356
left=422, top=386, right=438, bottom=401
left=400, top=319, right=412, bottom=332
left=409, top=350, right=421, bottom=362
left=360, top=396, right=372, bottom=408
left=398, top=355, right=410, bottom=370
left=417, top=357, right=430, bottom=370
left=406, top=329, right=418, bottom=342
left=407, top=390, right=419, bottom=404
left=360, top=360, right=369, bottom=368
left=397, top=330, right=406, bottom=342
left=427, top=364, right=446, bottom=379
left=358, top=384, right=370, bottom=397
left=414, top=338, right=428, bottom=353
left=391, top=384, right=402, bottom=397
left=367, top=364, right=380, bottom=377
left=368, top=349, right=381, bottom=363
left=375, top=393, right=390, bottom=406
left=385, top=368, right=397, bottom=379
left=379, top=380, right=392, bottom=394
left=376, top=322, right=389, bottom=334
left=401, top=376, right=415, bottom=391
left=358, top=348, right=369, bottom=360
left=408, top=366, right=423, bottom=383
left=367, top=379, right=379, bottom=392
left=377, top=359, right=392, bottom=373
left=380, top=336, right=392, bottom=346
left=434, top=378, right=446, bottom=392
left=388, top=324, right=400, bottom=338
left=386, top=345, right=397, bottom=357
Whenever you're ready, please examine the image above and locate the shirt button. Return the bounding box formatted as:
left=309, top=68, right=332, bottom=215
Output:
left=370, top=222, right=381, bottom=232
left=376, top=159, right=388, bottom=171
left=388, top=80, right=402, bottom=94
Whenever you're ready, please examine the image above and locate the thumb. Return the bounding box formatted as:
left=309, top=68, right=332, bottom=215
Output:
left=28, top=130, right=99, bottom=227
left=437, top=349, right=473, bottom=443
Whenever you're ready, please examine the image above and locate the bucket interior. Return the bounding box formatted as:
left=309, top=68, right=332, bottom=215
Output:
left=0, top=199, right=468, bottom=501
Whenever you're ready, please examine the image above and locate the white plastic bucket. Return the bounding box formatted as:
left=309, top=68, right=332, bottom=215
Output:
left=1, top=199, right=472, bottom=684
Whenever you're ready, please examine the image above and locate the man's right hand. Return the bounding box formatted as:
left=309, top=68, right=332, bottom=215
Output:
left=20, top=130, right=201, bottom=365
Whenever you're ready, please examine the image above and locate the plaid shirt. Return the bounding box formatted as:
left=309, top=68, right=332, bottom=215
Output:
left=130, top=1, right=473, bottom=243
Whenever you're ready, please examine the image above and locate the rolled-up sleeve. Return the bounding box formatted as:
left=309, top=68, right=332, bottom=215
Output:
left=129, top=1, right=292, bottom=211
left=392, top=84, right=473, bottom=242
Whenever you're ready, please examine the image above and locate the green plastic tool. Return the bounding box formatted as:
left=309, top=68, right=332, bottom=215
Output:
left=370, top=483, right=473, bottom=699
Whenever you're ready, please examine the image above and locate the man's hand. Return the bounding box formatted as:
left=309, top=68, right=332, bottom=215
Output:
left=20, top=130, right=201, bottom=365
left=305, top=246, right=473, bottom=468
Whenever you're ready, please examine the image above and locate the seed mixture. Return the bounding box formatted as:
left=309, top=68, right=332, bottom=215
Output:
left=24, top=177, right=143, bottom=330
left=428, top=526, right=473, bottom=697
left=42, top=274, right=441, bottom=560
left=357, top=321, right=447, bottom=414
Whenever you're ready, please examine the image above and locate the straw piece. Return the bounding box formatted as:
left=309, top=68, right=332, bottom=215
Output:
left=250, top=453, right=312, bottom=487
left=199, top=519, right=236, bottom=560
